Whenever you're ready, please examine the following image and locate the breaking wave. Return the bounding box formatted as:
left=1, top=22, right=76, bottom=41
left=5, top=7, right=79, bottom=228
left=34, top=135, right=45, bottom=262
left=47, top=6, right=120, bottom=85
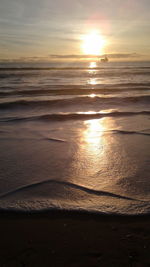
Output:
left=0, top=179, right=138, bottom=201
left=0, top=86, right=150, bottom=97
left=1, top=110, right=150, bottom=123
left=0, top=95, right=150, bottom=110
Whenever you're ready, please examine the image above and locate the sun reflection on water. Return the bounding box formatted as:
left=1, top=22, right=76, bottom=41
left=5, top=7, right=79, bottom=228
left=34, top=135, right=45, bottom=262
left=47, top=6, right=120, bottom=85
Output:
left=88, top=78, right=97, bottom=85
left=69, top=117, right=115, bottom=188
left=89, top=62, right=97, bottom=68
left=88, top=62, right=97, bottom=75
left=89, top=93, right=96, bottom=98
left=84, top=118, right=105, bottom=146
left=88, top=61, right=98, bottom=86
left=72, top=117, right=109, bottom=185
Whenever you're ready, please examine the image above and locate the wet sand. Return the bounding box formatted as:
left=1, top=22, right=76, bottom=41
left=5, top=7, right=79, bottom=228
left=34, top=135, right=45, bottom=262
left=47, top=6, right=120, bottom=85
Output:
left=0, top=212, right=149, bottom=267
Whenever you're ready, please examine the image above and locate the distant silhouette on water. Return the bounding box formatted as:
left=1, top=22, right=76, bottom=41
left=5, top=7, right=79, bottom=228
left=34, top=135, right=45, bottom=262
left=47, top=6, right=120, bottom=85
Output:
left=101, top=55, right=108, bottom=62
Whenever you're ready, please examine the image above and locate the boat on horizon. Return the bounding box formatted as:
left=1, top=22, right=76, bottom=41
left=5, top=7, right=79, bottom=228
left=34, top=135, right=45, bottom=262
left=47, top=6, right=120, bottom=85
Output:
left=100, top=56, right=109, bottom=62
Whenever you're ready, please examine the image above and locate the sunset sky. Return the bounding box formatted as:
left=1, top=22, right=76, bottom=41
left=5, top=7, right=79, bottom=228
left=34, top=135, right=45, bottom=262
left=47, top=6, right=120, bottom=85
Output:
left=0, top=0, right=150, bottom=61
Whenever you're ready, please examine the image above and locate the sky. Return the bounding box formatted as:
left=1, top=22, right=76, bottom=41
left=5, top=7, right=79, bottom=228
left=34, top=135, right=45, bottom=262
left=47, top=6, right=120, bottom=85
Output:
left=0, top=0, right=150, bottom=61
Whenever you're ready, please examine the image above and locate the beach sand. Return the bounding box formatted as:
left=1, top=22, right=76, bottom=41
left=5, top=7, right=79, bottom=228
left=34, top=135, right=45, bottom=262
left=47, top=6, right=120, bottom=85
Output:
left=0, top=212, right=149, bottom=267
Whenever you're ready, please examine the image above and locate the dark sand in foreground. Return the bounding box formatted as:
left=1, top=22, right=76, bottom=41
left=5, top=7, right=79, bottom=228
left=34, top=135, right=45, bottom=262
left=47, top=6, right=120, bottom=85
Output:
left=0, top=212, right=149, bottom=267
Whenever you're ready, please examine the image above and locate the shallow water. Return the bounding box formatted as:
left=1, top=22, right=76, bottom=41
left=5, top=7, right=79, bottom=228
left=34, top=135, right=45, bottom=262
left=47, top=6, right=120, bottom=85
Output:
left=0, top=61, right=150, bottom=215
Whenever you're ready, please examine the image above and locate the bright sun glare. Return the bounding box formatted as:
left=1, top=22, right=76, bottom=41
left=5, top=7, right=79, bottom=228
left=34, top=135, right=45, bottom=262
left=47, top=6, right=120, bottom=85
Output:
left=82, top=31, right=105, bottom=56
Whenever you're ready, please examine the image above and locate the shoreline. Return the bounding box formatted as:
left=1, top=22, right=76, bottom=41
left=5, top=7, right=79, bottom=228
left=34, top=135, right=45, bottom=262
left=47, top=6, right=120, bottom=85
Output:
left=0, top=211, right=149, bottom=266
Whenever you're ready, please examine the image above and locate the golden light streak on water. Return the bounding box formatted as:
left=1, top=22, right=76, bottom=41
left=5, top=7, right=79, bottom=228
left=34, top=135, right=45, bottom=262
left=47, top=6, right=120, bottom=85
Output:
left=89, top=93, right=96, bottom=98
left=69, top=117, right=108, bottom=184
left=89, top=62, right=97, bottom=68
left=68, top=116, right=133, bottom=191
left=84, top=118, right=105, bottom=146
left=77, top=118, right=108, bottom=181
left=88, top=62, right=97, bottom=75
left=88, top=78, right=97, bottom=85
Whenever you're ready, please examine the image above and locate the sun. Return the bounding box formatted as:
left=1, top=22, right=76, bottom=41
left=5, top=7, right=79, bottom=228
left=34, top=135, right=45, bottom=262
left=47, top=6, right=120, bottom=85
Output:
left=82, top=30, right=106, bottom=56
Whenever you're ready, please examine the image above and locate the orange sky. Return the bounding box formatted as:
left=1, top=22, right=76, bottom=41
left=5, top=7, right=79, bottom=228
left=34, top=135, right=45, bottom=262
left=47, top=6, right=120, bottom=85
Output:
left=0, top=0, right=150, bottom=61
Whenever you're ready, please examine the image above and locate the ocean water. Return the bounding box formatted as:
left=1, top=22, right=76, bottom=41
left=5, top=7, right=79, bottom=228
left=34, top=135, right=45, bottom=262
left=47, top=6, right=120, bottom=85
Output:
left=0, top=61, right=150, bottom=215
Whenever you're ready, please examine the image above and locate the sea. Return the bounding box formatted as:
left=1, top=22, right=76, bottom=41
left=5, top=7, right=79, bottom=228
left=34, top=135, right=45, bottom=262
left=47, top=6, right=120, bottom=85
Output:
left=0, top=60, right=150, bottom=215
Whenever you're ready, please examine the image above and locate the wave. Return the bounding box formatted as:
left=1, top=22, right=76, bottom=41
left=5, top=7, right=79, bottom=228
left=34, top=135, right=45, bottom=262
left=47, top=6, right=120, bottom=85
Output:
left=0, top=179, right=141, bottom=202
left=1, top=72, right=150, bottom=81
left=0, top=95, right=150, bottom=110
left=112, top=129, right=150, bottom=136
left=0, top=87, right=150, bottom=97
left=1, top=110, right=150, bottom=123
left=1, top=66, right=150, bottom=71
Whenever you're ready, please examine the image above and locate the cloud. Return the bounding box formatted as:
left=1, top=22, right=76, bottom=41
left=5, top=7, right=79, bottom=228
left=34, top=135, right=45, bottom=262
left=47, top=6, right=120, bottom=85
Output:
left=49, top=53, right=141, bottom=59
left=0, top=52, right=142, bottom=63
left=107, top=53, right=141, bottom=58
